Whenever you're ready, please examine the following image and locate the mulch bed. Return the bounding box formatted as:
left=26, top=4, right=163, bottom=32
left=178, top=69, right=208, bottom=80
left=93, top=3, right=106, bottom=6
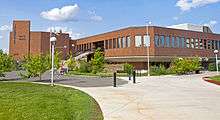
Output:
left=203, top=77, right=220, bottom=86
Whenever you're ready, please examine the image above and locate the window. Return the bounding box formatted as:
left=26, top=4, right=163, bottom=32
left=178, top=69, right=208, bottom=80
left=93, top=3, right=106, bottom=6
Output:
left=117, top=37, right=121, bottom=48
left=176, top=37, right=180, bottom=48
left=219, top=41, right=220, bottom=50
left=135, top=35, right=142, bottom=47
left=186, top=38, right=190, bottom=48
left=172, top=36, right=175, bottom=48
left=195, top=38, right=199, bottom=49
left=160, top=35, right=165, bottom=47
left=181, top=37, right=185, bottom=48
left=122, top=37, right=126, bottom=48
left=113, top=38, right=116, bottom=48
left=191, top=38, right=194, bottom=48
left=204, top=39, right=207, bottom=49
left=126, top=36, right=131, bottom=47
left=215, top=40, right=218, bottom=50
left=143, top=35, right=150, bottom=47
left=154, top=35, right=159, bottom=47
left=105, top=40, right=108, bottom=49
left=208, top=40, right=211, bottom=49
left=166, top=36, right=170, bottom=47
left=199, top=39, right=203, bottom=49
left=212, top=40, right=215, bottom=49
left=109, top=39, right=112, bottom=49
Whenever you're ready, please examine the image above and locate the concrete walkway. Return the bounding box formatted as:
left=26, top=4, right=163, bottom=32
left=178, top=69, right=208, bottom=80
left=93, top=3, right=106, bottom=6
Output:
left=69, top=72, right=220, bottom=120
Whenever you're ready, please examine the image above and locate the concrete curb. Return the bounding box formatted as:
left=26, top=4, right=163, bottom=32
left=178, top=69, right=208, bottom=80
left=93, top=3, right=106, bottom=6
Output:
left=202, top=76, right=220, bottom=86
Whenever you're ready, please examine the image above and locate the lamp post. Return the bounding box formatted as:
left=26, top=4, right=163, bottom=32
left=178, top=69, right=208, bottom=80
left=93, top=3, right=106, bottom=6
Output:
left=214, top=50, right=219, bottom=74
left=50, top=36, right=57, bottom=86
left=146, top=21, right=152, bottom=76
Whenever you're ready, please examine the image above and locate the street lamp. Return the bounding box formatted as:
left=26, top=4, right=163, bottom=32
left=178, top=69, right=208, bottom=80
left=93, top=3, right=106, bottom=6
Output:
left=50, top=36, right=57, bottom=86
left=145, top=21, right=152, bottom=76
left=214, top=50, right=219, bottom=74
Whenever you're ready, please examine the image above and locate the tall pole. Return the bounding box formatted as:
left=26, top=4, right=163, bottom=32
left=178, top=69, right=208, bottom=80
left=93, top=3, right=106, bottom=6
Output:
left=146, top=22, right=150, bottom=77
left=51, top=43, right=55, bottom=86
left=216, top=54, right=219, bottom=74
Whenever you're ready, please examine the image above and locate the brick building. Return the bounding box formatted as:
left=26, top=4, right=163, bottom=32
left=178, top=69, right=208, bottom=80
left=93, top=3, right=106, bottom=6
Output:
left=9, top=20, right=220, bottom=69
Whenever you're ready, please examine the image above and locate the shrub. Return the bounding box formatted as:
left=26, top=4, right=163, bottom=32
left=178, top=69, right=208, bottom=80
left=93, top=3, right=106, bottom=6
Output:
left=0, top=50, right=15, bottom=77
left=78, top=61, right=92, bottom=73
left=67, top=55, right=77, bottom=71
left=170, top=57, right=201, bottom=74
left=208, top=63, right=220, bottom=71
left=123, top=63, right=133, bottom=75
left=150, top=64, right=169, bottom=75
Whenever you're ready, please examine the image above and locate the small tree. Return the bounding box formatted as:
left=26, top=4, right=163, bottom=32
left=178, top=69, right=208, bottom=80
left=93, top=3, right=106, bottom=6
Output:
left=0, top=50, right=15, bottom=77
left=123, top=63, right=133, bottom=80
left=20, top=55, right=49, bottom=80
left=91, top=48, right=105, bottom=74
left=67, top=54, right=77, bottom=71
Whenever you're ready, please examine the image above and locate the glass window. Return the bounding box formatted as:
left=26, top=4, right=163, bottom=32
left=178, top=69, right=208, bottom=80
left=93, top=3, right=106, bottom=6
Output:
left=208, top=40, right=211, bottom=49
left=199, top=39, right=203, bottom=49
left=154, top=35, right=159, bottom=47
left=143, top=35, right=150, bottom=47
left=109, top=39, right=112, bottom=49
left=219, top=41, right=220, bottom=50
left=181, top=37, right=185, bottom=48
left=135, top=35, right=142, bottom=47
left=212, top=40, right=215, bottom=49
left=160, top=35, right=165, bottom=47
left=166, top=36, right=170, bottom=47
left=105, top=40, right=108, bottom=49
left=186, top=38, right=190, bottom=48
left=191, top=38, right=194, bottom=48
left=126, top=36, right=131, bottom=47
left=215, top=40, right=218, bottom=50
left=172, top=36, right=175, bottom=48
left=204, top=39, right=207, bottom=49
left=122, top=37, right=126, bottom=48
left=113, top=38, right=116, bottom=48
left=176, top=37, right=180, bottom=48
left=195, top=38, right=199, bottom=49
left=117, top=37, right=121, bottom=48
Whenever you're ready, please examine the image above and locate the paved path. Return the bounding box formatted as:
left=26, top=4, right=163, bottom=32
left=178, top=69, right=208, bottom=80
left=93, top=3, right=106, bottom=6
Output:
left=64, top=72, right=220, bottom=120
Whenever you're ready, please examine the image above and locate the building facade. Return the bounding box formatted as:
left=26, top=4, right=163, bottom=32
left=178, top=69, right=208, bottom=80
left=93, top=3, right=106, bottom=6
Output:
left=9, top=20, right=220, bottom=69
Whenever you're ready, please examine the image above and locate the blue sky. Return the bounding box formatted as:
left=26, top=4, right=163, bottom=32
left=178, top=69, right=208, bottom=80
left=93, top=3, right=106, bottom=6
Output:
left=1, top=0, right=220, bottom=52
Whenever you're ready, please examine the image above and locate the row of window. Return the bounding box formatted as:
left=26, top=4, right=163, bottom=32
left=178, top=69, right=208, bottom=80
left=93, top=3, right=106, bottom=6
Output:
left=105, top=36, right=131, bottom=49
left=154, top=34, right=220, bottom=50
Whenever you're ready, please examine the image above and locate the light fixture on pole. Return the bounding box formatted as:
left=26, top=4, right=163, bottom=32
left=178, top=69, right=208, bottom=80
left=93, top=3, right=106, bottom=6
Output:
left=145, top=20, right=152, bottom=77
left=214, top=50, right=219, bottom=74
left=50, top=35, right=57, bottom=86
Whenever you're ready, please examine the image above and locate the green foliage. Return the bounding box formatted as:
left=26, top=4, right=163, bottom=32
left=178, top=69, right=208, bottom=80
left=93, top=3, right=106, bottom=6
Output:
left=67, top=54, right=77, bottom=71
left=208, top=63, right=219, bottom=71
left=20, top=55, right=49, bottom=80
left=123, top=63, right=134, bottom=75
left=0, top=50, right=15, bottom=77
left=78, top=61, right=92, bottom=73
left=170, top=57, right=201, bottom=74
left=91, top=48, right=105, bottom=74
left=150, top=64, right=172, bottom=76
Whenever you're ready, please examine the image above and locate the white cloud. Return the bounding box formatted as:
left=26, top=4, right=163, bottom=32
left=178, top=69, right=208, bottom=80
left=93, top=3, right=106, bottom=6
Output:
left=176, top=0, right=220, bottom=11
left=88, top=10, right=103, bottom=22
left=204, top=20, right=218, bottom=28
left=0, top=25, right=11, bottom=31
left=41, top=4, right=80, bottom=21
left=46, top=26, right=83, bottom=39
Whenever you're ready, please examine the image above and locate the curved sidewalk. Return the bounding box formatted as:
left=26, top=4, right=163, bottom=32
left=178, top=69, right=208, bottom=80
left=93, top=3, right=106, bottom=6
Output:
left=66, top=72, right=220, bottom=120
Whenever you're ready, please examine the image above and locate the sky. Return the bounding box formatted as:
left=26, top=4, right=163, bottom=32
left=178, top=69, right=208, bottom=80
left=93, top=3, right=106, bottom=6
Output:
left=0, top=0, right=220, bottom=52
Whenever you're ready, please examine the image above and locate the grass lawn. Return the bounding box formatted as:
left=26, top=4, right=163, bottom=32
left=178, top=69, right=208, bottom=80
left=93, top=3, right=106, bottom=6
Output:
left=209, top=75, right=220, bottom=82
left=0, top=82, right=103, bottom=120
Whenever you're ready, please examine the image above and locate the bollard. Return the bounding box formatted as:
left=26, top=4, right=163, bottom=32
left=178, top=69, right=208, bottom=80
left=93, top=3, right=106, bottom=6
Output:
left=133, top=70, right=136, bottom=83
left=113, top=72, right=117, bottom=87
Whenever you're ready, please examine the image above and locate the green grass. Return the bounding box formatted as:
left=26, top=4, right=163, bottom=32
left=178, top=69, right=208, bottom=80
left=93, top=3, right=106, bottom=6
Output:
left=209, top=75, right=220, bottom=82
left=0, top=82, right=103, bottom=120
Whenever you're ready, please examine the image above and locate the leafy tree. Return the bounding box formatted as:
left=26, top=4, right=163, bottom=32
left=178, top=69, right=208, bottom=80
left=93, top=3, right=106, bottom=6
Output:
left=0, top=50, right=15, bottom=77
left=91, top=48, right=105, bottom=74
left=20, top=52, right=60, bottom=80
left=123, top=63, right=133, bottom=75
left=67, top=54, right=77, bottom=71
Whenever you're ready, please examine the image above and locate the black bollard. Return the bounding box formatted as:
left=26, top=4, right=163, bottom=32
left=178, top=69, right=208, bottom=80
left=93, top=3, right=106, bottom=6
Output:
left=113, top=72, right=117, bottom=87
left=133, top=70, right=136, bottom=83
